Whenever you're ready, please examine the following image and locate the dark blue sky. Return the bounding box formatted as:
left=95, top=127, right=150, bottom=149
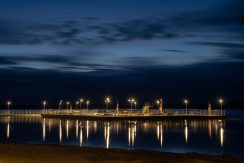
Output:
left=0, top=0, right=244, bottom=107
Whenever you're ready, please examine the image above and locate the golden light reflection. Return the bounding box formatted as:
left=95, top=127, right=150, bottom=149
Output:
left=184, top=120, right=188, bottom=143
left=80, top=125, right=83, bottom=147
left=215, top=123, right=218, bottom=136
left=116, top=122, right=119, bottom=135
left=42, top=118, right=46, bottom=142
left=7, top=122, right=10, bottom=139
left=0, top=117, right=227, bottom=149
left=76, top=120, right=79, bottom=138
left=86, top=120, right=89, bottom=140
left=104, top=122, right=110, bottom=149
left=208, top=120, right=212, bottom=138
left=134, top=121, right=137, bottom=137
left=66, top=120, right=69, bottom=138
left=59, top=120, right=62, bottom=143
left=157, top=122, right=163, bottom=147
left=48, top=119, right=52, bottom=133
left=143, top=122, right=149, bottom=133
left=220, top=126, right=224, bottom=147
left=94, top=121, right=97, bottom=133
left=128, top=122, right=136, bottom=147
left=131, top=125, right=135, bottom=147
left=160, top=125, right=163, bottom=147
left=128, top=125, right=131, bottom=146
left=157, top=122, right=159, bottom=140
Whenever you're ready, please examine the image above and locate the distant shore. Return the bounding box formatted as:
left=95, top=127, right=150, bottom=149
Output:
left=0, top=143, right=243, bottom=163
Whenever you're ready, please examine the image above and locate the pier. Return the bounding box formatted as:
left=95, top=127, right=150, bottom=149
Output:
left=0, top=97, right=226, bottom=120
left=0, top=102, right=225, bottom=120
left=41, top=109, right=225, bottom=120
left=0, top=109, right=225, bottom=120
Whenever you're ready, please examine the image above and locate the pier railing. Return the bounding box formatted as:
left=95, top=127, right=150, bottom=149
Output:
left=0, top=109, right=225, bottom=116
left=45, top=109, right=225, bottom=116
left=0, top=109, right=49, bottom=115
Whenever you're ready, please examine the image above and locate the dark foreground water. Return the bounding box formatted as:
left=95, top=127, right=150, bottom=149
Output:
left=0, top=109, right=243, bottom=156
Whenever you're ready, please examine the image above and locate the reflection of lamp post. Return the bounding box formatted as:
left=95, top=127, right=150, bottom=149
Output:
left=184, top=99, right=188, bottom=114
left=219, top=99, right=223, bottom=116
left=76, top=101, right=79, bottom=109
left=7, top=101, right=11, bottom=110
left=79, top=99, right=84, bottom=109
left=59, top=100, right=63, bottom=110
left=43, top=101, right=47, bottom=110
left=128, top=98, right=135, bottom=109
left=86, top=101, right=90, bottom=110
left=105, top=97, right=111, bottom=111
left=66, top=101, right=70, bottom=110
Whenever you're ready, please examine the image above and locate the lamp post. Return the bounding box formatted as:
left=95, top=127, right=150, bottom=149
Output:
left=66, top=101, right=70, bottom=110
left=134, top=101, right=137, bottom=109
left=76, top=101, right=79, bottom=109
left=86, top=101, right=90, bottom=110
left=43, top=101, right=47, bottom=110
left=7, top=101, right=11, bottom=110
left=79, top=99, right=84, bottom=109
left=156, top=100, right=160, bottom=109
left=184, top=99, right=188, bottom=114
left=59, top=100, right=63, bottom=110
left=105, top=97, right=111, bottom=111
left=219, top=99, right=223, bottom=116
left=128, top=98, right=135, bottom=109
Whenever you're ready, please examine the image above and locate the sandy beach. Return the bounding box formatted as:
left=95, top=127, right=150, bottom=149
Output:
left=0, top=143, right=243, bottom=163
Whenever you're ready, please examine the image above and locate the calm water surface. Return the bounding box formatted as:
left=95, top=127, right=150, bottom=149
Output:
left=0, top=109, right=243, bottom=156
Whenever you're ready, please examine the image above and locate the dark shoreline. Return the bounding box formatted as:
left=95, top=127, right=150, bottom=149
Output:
left=0, top=143, right=243, bottom=163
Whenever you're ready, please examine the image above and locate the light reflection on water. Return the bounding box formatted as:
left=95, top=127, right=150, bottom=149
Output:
left=0, top=115, right=242, bottom=156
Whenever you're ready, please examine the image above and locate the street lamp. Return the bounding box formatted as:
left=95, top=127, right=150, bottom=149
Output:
left=219, top=99, right=223, bottom=116
left=43, top=101, right=47, bottom=110
left=184, top=99, right=188, bottom=114
left=79, top=98, right=84, bottom=109
left=105, top=97, right=111, bottom=110
left=156, top=100, right=160, bottom=109
left=128, top=98, right=135, bottom=109
left=59, top=100, right=63, bottom=110
left=66, top=101, right=70, bottom=110
left=76, top=101, right=79, bottom=109
left=86, top=101, right=90, bottom=110
left=7, top=101, right=11, bottom=110
left=134, top=101, right=137, bottom=109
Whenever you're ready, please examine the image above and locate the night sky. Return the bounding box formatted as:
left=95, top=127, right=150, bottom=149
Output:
left=0, top=0, right=244, bottom=108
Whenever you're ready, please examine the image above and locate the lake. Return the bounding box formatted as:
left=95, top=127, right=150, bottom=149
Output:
left=0, top=109, right=243, bottom=156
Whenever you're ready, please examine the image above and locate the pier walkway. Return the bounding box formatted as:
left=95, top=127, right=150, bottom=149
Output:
left=0, top=109, right=225, bottom=120
left=42, top=109, right=225, bottom=120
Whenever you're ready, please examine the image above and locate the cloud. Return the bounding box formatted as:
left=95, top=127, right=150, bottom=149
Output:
left=111, top=19, right=172, bottom=41
left=0, top=53, right=126, bottom=72
left=0, top=55, right=71, bottom=64
left=190, top=41, right=244, bottom=62
left=0, top=16, right=181, bottom=46
left=0, top=0, right=243, bottom=73
left=0, top=56, right=18, bottom=65
left=0, top=0, right=243, bottom=47
left=0, top=0, right=243, bottom=46
left=191, top=42, right=244, bottom=49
